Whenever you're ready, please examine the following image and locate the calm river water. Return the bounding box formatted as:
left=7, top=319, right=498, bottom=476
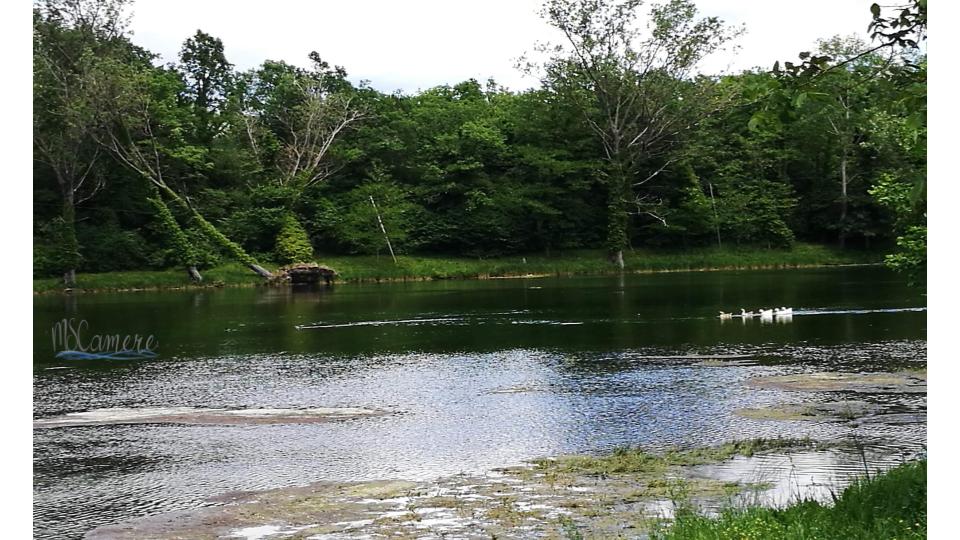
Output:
left=33, top=266, right=927, bottom=538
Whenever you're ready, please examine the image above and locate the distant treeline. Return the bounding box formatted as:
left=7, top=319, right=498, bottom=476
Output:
left=33, top=0, right=926, bottom=284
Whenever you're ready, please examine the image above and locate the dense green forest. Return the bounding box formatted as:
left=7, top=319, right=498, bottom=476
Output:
left=33, top=0, right=926, bottom=286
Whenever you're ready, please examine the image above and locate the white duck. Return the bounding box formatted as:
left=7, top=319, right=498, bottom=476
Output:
left=774, top=307, right=794, bottom=316
left=758, top=308, right=774, bottom=318
left=740, top=309, right=755, bottom=318
left=718, top=311, right=733, bottom=320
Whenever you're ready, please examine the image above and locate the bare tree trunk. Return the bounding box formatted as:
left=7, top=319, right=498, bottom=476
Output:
left=837, top=96, right=852, bottom=250
left=99, top=127, right=273, bottom=280
left=708, top=182, right=722, bottom=249
left=187, top=266, right=203, bottom=282
left=606, top=167, right=629, bottom=270
left=61, top=187, right=79, bottom=287
left=609, top=249, right=625, bottom=269
left=155, top=182, right=273, bottom=279
left=839, top=154, right=848, bottom=249
left=248, top=263, right=273, bottom=278
left=369, top=196, right=397, bottom=264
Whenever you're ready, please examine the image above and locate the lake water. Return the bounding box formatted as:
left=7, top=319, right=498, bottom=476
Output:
left=33, top=266, right=927, bottom=539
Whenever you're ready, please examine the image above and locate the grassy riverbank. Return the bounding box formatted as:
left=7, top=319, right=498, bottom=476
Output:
left=34, top=243, right=881, bottom=293
left=654, top=459, right=926, bottom=540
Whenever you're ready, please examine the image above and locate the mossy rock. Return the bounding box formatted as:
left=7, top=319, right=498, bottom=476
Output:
left=270, top=263, right=338, bottom=285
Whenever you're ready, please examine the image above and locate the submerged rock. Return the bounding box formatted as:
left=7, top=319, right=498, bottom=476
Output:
left=745, top=370, right=927, bottom=394
left=852, top=412, right=927, bottom=426
left=34, top=406, right=389, bottom=428
left=735, top=401, right=884, bottom=422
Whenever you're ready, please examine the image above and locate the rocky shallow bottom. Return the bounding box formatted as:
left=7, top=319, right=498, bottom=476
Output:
left=33, top=406, right=391, bottom=428
left=84, top=439, right=925, bottom=540
left=72, top=369, right=926, bottom=539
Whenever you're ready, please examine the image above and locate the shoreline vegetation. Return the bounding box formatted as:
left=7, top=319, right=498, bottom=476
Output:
left=33, top=0, right=926, bottom=294
left=655, top=459, right=926, bottom=540
left=33, top=243, right=882, bottom=294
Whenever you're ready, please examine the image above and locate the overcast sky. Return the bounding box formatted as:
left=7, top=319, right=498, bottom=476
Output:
left=128, top=0, right=877, bottom=94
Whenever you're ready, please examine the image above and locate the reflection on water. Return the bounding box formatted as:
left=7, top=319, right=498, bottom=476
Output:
left=32, top=267, right=926, bottom=539
left=692, top=446, right=926, bottom=511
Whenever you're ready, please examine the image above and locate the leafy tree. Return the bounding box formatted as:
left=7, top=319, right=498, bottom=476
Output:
left=798, top=36, right=889, bottom=247
left=324, top=180, right=415, bottom=256
left=234, top=56, right=365, bottom=195
left=678, top=73, right=798, bottom=249
left=31, top=0, right=926, bottom=282
left=33, top=0, right=134, bottom=284
left=178, top=30, right=232, bottom=143
left=867, top=108, right=925, bottom=284
left=775, top=0, right=925, bottom=78
left=87, top=55, right=273, bottom=277
left=530, top=0, right=740, bottom=267
left=650, top=167, right=715, bottom=247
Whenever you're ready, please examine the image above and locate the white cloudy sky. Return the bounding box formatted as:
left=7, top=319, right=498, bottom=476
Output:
left=128, top=0, right=878, bottom=94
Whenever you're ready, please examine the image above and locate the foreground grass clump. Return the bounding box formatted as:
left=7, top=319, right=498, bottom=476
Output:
left=653, top=460, right=926, bottom=540
left=34, top=243, right=879, bottom=293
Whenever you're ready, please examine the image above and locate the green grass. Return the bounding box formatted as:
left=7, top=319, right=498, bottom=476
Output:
left=32, top=263, right=270, bottom=293
left=534, top=438, right=819, bottom=477
left=653, top=460, right=926, bottom=540
left=33, top=243, right=881, bottom=293
left=320, top=244, right=877, bottom=282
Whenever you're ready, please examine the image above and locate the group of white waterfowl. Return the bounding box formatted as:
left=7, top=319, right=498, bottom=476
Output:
left=718, top=307, right=794, bottom=321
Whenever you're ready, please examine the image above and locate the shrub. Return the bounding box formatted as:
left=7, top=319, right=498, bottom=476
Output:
left=222, top=207, right=288, bottom=254
left=34, top=217, right=81, bottom=277
left=74, top=221, right=149, bottom=273
left=274, top=213, right=315, bottom=264
left=327, top=182, right=415, bottom=255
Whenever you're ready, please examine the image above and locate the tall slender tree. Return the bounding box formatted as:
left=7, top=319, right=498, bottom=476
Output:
left=179, top=30, right=233, bottom=143
left=235, top=55, right=365, bottom=197
left=33, top=0, right=133, bottom=285
left=530, top=0, right=740, bottom=267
